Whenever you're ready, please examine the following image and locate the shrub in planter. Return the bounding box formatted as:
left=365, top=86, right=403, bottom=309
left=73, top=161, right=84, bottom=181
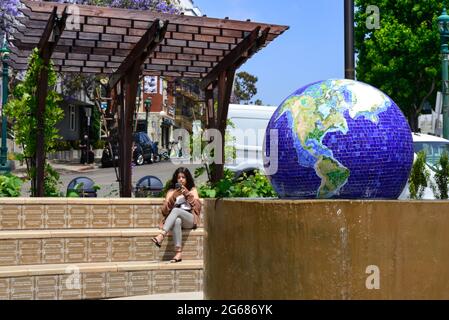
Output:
left=0, top=174, right=23, bottom=197
left=431, top=152, right=449, bottom=200
left=409, top=151, right=430, bottom=199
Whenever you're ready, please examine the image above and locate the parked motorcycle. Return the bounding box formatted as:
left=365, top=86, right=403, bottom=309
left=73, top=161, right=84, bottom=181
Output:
left=159, top=149, right=170, bottom=161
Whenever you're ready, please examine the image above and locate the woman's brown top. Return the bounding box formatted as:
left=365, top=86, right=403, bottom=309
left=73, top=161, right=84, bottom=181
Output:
left=160, top=187, right=201, bottom=228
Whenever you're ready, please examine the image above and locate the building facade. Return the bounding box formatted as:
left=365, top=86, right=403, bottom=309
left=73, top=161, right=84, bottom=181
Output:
left=135, top=0, right=203, bottom=152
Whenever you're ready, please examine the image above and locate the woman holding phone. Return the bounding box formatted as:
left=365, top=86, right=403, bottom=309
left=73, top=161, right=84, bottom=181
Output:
left=151, top=167, right=201, bottom=263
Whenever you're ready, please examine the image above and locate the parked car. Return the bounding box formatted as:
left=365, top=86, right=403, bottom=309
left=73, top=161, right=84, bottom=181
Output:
left=101, top=132, right=155, bottom=167
left=132, top=132, right=155, bottom=166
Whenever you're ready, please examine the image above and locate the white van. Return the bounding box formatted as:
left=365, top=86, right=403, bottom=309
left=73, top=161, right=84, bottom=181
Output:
left=225, top=104, right=277, bottom=177
left=398, top=133, right=449, bottom=200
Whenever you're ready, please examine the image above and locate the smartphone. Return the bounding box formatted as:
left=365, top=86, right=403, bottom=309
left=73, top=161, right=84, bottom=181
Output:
left=175, top=183, right=182, bottom=189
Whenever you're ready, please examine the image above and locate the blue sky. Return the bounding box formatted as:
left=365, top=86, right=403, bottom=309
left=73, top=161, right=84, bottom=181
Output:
left=194, top=0, right=345, bottom=106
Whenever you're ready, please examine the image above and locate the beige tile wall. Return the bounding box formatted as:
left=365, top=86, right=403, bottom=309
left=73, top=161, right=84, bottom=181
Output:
left=0, top=233, right=203, bottom=266
left=0, top=269, right=203, bottom=300
left=0, top=200, right=204, bottom=230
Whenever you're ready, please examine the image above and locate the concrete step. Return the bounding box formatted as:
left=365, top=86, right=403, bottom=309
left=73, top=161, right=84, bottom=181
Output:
left=109, top=291, right=204, bottom=300
left=0, top=198, right=204, bottom=230
left=0, top=260, right=203, bottom=300
left=0, top=228, right=204, bottom=266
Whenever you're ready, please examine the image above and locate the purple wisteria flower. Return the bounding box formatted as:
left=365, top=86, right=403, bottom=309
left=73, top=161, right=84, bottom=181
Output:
left=1, top=0, right=180, bottom=35
left=0, top=0, right=20, bottom=16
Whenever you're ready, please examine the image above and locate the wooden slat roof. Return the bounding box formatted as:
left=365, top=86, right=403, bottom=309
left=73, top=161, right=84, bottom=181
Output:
left=8, top=0, right=289, bottom=78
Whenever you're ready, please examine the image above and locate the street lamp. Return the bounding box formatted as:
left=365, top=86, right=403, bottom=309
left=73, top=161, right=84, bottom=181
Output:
left=0, top=36, right=11, bottom=173
left=438, top=8, right=449, bottom=139
left=144, top=97, right=151, bottom=133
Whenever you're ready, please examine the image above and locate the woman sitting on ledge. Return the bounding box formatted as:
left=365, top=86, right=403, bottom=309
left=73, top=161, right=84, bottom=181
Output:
left=152, top=167, right=201, bottom=263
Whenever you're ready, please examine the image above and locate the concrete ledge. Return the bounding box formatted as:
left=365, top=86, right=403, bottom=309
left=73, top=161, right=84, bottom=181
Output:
left=0, top=260, right=203, bottom=278
left=204, top=199, right=449, bottom=300
left=109, top=291, right=204, bottom=300
left=0, top=198, right=205, bottom=205
left=0, top=228, right=205, bottom=239
left=0, top=198, right=165, bottom=205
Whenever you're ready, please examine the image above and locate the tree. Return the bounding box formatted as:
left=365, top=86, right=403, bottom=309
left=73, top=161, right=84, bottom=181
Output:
left=234, top=71, right=258, bottom=104
left=254, top=99, right=263, bottom=106
left=4, top=48, right=64, bottom=196
left=355, top=1, right=442, bottom=131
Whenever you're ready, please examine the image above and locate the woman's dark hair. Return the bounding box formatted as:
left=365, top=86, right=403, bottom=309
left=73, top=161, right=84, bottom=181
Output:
left=170, top=167, right=195, bottom=190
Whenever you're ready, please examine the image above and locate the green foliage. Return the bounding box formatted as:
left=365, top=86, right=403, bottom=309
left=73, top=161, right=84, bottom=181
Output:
left=4, top=48, right=64, bottom=196
left=0, top=174, right=23, bottom=197
left=92, top=104, right=101, bottom=142
left=67, top=182, right=101, bottom=197
left=92, top=139, right=106, bottom=150
left=5, top=48, right=64, bottom=157
left=44, top=164, right=63, bottom=197
left=198, top=169, right=277, bottom=199
left=54, top=140, right=73, bottom=151
left=355, top=0, right=442, bottom=130
left=234, top=71, right=258, bottom=104
left=431, top=152, right=449, bottom=199
left=409, top=151, right=430, bottom=199
left=160, top=179, right=172, bottom=198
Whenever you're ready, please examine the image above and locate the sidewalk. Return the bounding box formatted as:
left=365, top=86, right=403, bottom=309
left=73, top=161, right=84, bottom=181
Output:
left=12, top=160, right=100, bottom=177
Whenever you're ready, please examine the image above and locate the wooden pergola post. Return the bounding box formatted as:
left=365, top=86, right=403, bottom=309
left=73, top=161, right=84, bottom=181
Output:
left=35, top=6, right=67, bottom=197
left=200, top=26, right=270, bottom=183
left=108, top=19, right=168, bottom=197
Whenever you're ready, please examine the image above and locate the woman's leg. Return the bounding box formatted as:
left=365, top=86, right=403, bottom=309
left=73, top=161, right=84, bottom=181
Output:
left=162, top=208, right=194, bottom=236
left=161, top=208, right=194, bottom=261
left=154, top=208, right=194, bottom=245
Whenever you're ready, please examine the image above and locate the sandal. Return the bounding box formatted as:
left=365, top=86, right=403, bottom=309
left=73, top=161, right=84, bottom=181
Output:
left=170, top=248, right=182, bottom=263
left=151, top=231, right=166, bottom=248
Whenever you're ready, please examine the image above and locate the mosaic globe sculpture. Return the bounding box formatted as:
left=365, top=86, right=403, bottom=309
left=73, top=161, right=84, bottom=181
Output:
left=263, top=79, right=414, bottom=199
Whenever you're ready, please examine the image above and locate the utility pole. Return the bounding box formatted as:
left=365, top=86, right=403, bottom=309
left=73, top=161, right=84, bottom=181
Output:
left=344, top=0, right=355, bottom=80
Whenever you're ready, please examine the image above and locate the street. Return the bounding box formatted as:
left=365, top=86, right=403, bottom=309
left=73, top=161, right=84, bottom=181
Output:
left=18, top=160, right=206, bottom=197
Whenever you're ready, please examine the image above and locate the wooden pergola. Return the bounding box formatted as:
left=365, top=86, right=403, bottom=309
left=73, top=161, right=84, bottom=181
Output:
left=8, top=0, right=289, bottom=197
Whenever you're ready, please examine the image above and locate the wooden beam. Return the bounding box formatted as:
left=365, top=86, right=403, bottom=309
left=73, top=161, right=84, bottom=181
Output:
left=109, top=19, right=169, bottom=88
left=38, top=7, right=57, bottom=51
left=204, top=88, right=215, bottom=129
left=210, top=68, right=236, bottom=183
left=119, top=62, right=141, bottom=197
left=22, top=0, right=288, bottom=35
left=235, top=27, right=270, bottom=70
left=200, top=26, right=263, bottom=89
left=34, top=6, right=68, bottom=197
left=217, top=68, right=236, bottom=133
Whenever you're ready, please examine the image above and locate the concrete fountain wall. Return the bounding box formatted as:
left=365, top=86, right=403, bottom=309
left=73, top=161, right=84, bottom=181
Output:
left=203, top=199, right=449, bottom=300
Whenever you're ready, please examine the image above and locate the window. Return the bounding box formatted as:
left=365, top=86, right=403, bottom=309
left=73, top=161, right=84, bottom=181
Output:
left=70, top=105, right=76, bottom=131
left=413, top=141, right=449, bottom=170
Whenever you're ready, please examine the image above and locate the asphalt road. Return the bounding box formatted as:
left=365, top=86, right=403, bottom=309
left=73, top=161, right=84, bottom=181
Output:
left=19, top=160, right=207, bottom=197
